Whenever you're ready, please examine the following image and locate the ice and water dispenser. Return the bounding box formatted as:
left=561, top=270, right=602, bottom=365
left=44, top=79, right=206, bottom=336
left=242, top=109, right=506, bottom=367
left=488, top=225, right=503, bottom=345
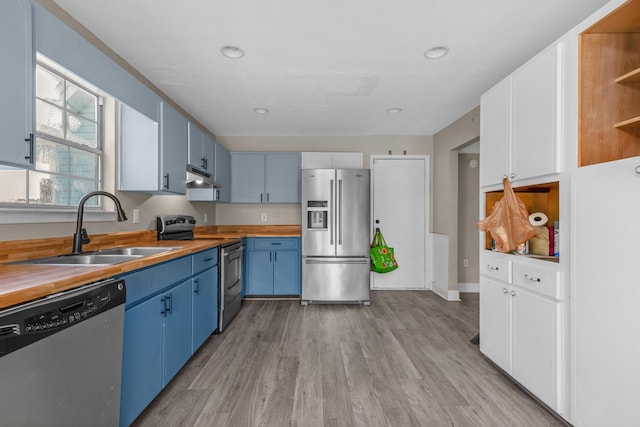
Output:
left=306, top=201, right=328, bottom=230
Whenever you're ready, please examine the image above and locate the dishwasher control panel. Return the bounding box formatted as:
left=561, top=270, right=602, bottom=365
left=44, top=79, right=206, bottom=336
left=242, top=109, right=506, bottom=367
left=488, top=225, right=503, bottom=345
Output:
left=0, top=278, right=125, bottom=357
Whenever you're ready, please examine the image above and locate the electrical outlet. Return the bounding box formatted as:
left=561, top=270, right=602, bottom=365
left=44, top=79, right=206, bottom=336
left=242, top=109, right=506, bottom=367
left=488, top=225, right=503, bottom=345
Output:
left=132, top=209, right=140, bottom=224
left=463, top=258, right=469, bottom=268
left=261, top=213, right=267, bottom=222
left=203, top=213, right=208, bottom=223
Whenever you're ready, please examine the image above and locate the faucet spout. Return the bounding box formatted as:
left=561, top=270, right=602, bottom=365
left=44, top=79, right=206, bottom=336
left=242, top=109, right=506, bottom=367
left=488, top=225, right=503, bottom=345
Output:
left=72, top=191, right=128, bottom=254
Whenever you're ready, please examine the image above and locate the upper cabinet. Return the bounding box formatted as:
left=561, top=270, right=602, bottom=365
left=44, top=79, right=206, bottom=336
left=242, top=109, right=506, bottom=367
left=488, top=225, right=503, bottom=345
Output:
left=480, top=44, right=563, bottom=187
left=578, top=0, right=640, bottom=166
left=188, top=122, right=215, bottom=176
left=0, top=0, right=34, bottom=168
left=186, top=141, right=230, bottom=203
left=160, top=102, right=187, bottom=194
left=231, top=152, right=300, bottom=203
left=119, top=101, right=187, bottom=195
left=301, top=152, right=363, bottom=169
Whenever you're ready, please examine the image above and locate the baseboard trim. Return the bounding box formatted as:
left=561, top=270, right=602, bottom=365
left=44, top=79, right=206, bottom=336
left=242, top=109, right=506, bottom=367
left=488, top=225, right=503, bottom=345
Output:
left=459, top=282, right=480, bottom=293
left=433, top=287, right=461, bottom=302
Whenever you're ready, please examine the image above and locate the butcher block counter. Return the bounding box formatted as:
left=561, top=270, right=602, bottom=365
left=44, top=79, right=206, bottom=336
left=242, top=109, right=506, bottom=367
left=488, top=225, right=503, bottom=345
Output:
left=0, top=225, right=300, bottom=310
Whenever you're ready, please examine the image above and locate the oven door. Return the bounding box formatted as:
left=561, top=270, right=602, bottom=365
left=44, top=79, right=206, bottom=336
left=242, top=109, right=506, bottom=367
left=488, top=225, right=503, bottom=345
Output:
left=219, top=242, right=243, bottom=332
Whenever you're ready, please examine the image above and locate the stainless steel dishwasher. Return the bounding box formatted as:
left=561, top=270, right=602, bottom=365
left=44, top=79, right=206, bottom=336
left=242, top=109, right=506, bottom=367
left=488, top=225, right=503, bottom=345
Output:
left=0, top=278, right=126, bottom=427
left=219, top=240, right=243, bottom=332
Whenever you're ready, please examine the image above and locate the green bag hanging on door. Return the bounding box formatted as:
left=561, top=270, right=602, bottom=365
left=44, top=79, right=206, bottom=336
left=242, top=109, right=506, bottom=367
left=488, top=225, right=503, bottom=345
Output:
left=370, top=228, right=398, bottom=273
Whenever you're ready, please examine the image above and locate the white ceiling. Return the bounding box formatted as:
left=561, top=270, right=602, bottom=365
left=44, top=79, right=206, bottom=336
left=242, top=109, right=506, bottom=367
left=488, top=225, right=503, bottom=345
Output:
left=51, top=0, right=610, bottom=137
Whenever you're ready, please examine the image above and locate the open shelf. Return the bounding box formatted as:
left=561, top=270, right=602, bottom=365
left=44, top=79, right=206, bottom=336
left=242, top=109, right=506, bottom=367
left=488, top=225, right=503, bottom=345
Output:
left=484, top=181, right=559, bottom=262
left=578, top=0, right=640, bottom=166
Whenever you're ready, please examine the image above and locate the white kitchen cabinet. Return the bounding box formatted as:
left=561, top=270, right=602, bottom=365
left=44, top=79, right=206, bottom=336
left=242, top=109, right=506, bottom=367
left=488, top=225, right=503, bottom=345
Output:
left=479, top=252, right=565, bottom=414
left=188, top=122, right=215, bottom=175
left=480, top=43, right=562, bottom=187
left=571, top=158, right=640, bottom=426
left=0, top=0, right=34, bottom=168
left=301, top=152, right=363, bottom=169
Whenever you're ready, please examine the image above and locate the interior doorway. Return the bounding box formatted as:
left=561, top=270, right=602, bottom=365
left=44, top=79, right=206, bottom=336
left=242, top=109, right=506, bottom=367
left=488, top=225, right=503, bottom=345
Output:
left=370, top=155, right=429, bottom=289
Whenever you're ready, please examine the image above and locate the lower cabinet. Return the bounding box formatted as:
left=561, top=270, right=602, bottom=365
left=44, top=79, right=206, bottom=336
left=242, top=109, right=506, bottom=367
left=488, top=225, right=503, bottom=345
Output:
left=479, top=253, right=565, bottom=415
left=245, top=237, right=301, bottom=296
left=119, top=248, right=218, bottom=427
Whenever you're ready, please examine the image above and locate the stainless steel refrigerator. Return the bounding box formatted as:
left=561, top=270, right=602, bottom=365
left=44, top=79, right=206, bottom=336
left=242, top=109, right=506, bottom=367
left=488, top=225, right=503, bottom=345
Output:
left=301, top=169, right=370, bottom=305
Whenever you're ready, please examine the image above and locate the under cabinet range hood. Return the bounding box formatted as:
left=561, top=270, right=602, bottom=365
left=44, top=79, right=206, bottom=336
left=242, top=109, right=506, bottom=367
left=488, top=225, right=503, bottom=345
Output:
left=186, top=164, right=221, bottom=188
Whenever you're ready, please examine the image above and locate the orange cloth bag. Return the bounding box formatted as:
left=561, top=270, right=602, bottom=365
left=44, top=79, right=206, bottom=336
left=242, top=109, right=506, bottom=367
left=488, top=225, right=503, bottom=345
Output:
left=477, top=178, right=536, bottom=253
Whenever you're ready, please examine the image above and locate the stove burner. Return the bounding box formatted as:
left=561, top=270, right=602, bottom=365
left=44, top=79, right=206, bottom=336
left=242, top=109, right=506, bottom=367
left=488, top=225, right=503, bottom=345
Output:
left=157, top=215, right=196, bottom=240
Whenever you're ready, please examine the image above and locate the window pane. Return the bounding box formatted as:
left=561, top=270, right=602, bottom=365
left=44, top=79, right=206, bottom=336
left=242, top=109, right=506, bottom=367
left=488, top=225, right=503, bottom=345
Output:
left=70, top=178, right=98, bottom=207
left=36, top=99, right=64, bottom=138
left=36, top=138, right=69, bottom=174
left=66, top=113, right=97, bottom=148
left=70, top=147, right=98, bottom=179
left=28, top=172, right=68, bottom=205
left=0, top=167, right=27, bottom=204
left=66, top=82, right=96, bottom=121
left=36, top=67, right=64, bottom=106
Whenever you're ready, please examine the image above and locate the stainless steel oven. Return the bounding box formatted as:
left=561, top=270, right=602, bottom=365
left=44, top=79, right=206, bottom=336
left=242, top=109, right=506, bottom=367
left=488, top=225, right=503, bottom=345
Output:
left=219, top=240, right=243, bottom=332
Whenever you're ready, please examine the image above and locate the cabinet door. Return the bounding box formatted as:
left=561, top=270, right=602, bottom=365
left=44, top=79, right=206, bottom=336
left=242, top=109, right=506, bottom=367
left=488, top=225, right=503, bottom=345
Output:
left=572, top=161, right=640, bottom=426
left=479, top=277, right=511, bottom=372
left=246, top=251, right=274, bottom=295
left=160, top=102, right=187, bottom=194
left=511, top=287, right=559, bottom=410
left=120, top=294, right=165, bottom=427
left=164, top=279, right=192, bottom=384
left=231, top=153, right=265, bottom=203
left=273, top=250, right=300, bottom=295
left=192, top=267, right=218, bottom=353
left=511, top=44, right=562, bottom=182
left=0, top=0, right=34, bottom=168
left=265, top=153, right=300, bottom=203
left=215, top=142, right=230, bottom=202
left=480, top=78, right=511, bottom=187
left=187, top=122, right=204, bottom=169
left=119, top=103, right=159, bottom=192
left=202, top=133, right=215, bottom=175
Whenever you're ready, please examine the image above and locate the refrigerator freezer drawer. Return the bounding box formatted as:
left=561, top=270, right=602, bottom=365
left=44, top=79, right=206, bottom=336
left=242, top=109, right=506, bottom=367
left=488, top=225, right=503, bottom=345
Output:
left=302, top=257, right=370, bottom=304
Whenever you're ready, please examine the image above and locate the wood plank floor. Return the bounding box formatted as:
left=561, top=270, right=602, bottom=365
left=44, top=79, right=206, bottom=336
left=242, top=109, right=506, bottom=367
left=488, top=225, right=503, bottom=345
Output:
left=132, top=291, right=564, bottom=427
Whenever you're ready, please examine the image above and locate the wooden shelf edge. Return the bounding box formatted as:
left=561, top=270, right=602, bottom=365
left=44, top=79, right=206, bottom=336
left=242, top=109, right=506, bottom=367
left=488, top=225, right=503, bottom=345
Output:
left=615, top=67, right=640, bottom=84
left=614, top=116, right=640, bottom=129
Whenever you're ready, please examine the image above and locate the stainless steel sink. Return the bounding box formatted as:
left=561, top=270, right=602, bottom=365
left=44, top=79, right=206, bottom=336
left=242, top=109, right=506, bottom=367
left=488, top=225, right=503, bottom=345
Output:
left=96, top=247, right=181, bottom=256
left=14, top=254, right=143, bottom=266
left=11, top=247, right=181, bottom=266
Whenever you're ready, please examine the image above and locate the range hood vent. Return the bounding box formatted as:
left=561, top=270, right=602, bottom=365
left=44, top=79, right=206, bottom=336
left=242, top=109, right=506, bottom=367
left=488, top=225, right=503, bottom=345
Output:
left=186, top=164, right=221, bottom=188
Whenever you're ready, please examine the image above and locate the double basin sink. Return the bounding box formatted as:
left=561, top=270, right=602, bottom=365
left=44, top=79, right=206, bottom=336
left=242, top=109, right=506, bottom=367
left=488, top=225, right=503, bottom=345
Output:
left=14, top=247, right=181, bottom=266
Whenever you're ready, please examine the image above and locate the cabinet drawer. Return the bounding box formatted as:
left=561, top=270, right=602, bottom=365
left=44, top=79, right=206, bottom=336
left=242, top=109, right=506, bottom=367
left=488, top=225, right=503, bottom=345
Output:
left=481, top=254, right=511, bottom=283
left=192, top=248, right=218, bottom=274
left=512, top=262, right=561, bottom=299
left=253, top=237, right=299, bottom=250
left=120, top=256, right=191, bottom=307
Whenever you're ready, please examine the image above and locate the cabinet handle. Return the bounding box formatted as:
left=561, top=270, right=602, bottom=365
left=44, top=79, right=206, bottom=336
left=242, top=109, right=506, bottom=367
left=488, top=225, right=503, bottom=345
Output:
left=201, top=157, right=206, bottom=169
left=266, top=193, right=270, bottom=202
left=502, top=288, right=508, bottom=294
left=160, top=296, right=168, bottom=317
left=194, top=279, right=200, bottom=294
left=270, top=252, right=272, bottom=262
left=487, top=265, right=499, bottom=271
left=204, top=257, right=214, bottom=262
left=524, top=274, right=541, bottom=283
left=24, top=133, right=34, bottom=162
left=167, top=293, right=173, bottom=314
left=260, top=193, right=263, bottom=203
left=635, top=165, right=640, bottom=174
left=509, top=173, right=516, bottom=179
left=164, top=174, right=170, bottom=189
left=274, top=252, right=277, bottom=262
left=510, top=290, right=516, bottom=296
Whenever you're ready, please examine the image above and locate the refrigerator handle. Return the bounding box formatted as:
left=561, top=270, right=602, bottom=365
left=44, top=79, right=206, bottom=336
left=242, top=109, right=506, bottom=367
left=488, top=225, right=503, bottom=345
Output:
left=338, top=179, right=343, bottom=245
left=330, top=179, right=334, bottom=245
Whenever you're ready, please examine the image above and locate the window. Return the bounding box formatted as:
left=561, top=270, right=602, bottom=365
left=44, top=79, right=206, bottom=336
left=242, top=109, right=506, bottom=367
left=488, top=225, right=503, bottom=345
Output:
left=0, top=62, right=103, bottom=208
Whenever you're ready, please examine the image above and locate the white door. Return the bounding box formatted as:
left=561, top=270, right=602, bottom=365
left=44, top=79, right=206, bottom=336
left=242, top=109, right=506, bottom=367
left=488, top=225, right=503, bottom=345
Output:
left=371, top=156, right=428, bottom=289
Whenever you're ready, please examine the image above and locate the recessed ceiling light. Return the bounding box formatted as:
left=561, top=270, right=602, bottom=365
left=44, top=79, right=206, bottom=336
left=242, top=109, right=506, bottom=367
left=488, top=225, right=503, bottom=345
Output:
left=424, top=46, right=449, bottom=59
left=386, top=108, right=403, bottom=114
left=220, top=45, right=245, bottom=59
left=253, top=108, right=269, bottom=114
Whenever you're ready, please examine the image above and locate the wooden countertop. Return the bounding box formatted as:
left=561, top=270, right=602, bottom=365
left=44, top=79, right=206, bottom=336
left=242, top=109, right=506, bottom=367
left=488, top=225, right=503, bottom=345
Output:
left=0, top=224, right=300, bottom=310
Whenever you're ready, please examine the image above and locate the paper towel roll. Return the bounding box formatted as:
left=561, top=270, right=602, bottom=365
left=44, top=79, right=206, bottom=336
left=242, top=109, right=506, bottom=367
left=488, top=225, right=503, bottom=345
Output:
left=529, top=212, right=548, bottom=226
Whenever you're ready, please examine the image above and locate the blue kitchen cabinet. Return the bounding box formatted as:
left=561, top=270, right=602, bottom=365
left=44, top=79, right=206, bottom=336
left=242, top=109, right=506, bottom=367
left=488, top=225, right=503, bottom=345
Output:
left=0, top=0, right=34, bottom=169
left=215, top=142, right=231, bottom=202
left=160, top=101, right=188, bottom=194
left=188, top=122, right=215, bottom=176
left=230, top=152, right=300, bottom=203
left=192, top=267, right=218, bottom=352
left=119, top=248, right=218, bottom=426
left=244, top=237, right=301, bottom=296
